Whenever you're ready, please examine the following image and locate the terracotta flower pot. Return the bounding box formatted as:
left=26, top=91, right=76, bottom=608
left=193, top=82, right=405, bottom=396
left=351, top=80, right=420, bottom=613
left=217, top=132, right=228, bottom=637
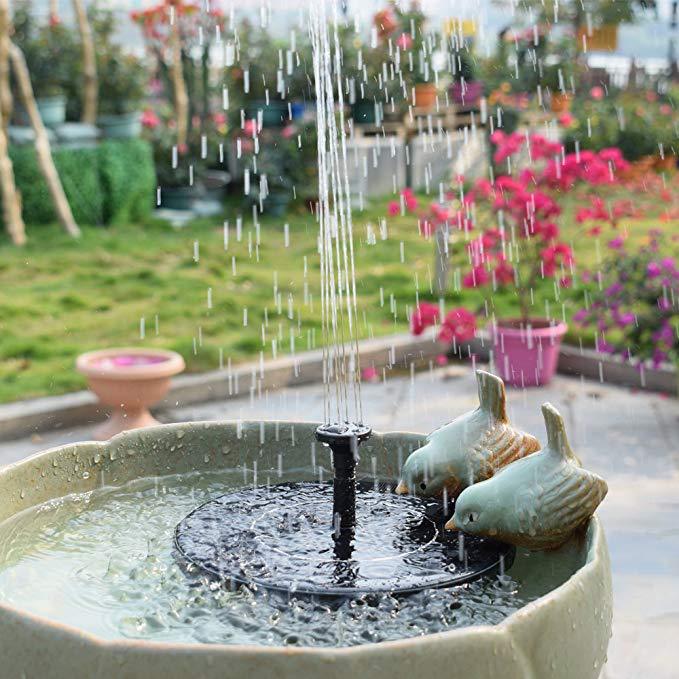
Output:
left=76, top=348, right=185, bottom=440
left=550, top=93, right=572, bottom=114
left=655, top=154, right=677, bottom=171
left=491, top=319, right=567, bottom=387
left=414, top=83, right=438, bottom=109
left=619, top=155, right=656, bottom=181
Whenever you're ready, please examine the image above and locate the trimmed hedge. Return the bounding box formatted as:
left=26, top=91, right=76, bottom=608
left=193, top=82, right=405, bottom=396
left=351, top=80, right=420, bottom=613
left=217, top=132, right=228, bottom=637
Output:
left=7, top=138, right=155, bottom=226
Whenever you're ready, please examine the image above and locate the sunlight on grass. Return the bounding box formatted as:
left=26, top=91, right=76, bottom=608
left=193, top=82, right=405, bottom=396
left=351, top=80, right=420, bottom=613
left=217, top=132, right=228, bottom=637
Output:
left=0, top=189, right=677, bottom=403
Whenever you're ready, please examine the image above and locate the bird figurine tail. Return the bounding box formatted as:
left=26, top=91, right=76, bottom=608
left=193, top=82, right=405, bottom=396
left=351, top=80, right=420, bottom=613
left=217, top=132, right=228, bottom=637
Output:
left=542, top=403, right=581, bottom=465
left=476, top=370, right=507, bottom=423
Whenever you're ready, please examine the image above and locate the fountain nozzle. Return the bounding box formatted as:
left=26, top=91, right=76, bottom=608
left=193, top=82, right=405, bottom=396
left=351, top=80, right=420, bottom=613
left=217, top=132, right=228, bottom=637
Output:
left=315, top=423, right=372, bottom=559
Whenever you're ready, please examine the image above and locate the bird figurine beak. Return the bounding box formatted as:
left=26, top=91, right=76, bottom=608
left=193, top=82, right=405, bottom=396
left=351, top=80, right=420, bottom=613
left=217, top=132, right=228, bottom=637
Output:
left=394, top=480, right=409, bottom=495
left=445, top=516, right=458, bottom=531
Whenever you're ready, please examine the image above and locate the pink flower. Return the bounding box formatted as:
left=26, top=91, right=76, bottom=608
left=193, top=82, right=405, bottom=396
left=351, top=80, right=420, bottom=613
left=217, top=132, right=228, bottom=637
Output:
left=361, top=366, right=380, bottom=382
left=463, top=265, right=490, bottom=288
left=660, top=104, right=672, bottom=115
left=647, top=262, right=662, bottom=278
left=540, top=243, right=573, bottom=276
left=387, top=201, right=400, bottom=216
left=281, top=124, right=296, bottom=139
left=243, top=119, right=257, bottom=137
left=438, top=308, right=477, bottom=344
left=590, top=86, right=604, bottom=100
left=402, top=188, right=418, bottom=211
left=494, top=259, right=514, bottom=285
left=396, top=33, right=413, bottom=50
left=410, top=302, right=440, bottom=336
left=558, top=112, right=574, bottom=127
left=213, top=112, right=226, bottom=126
left=608, top=236, right=625, bottom=250
left=435, top=354, right=448, bottom=366
left=141, top=109, right=160, bottom=129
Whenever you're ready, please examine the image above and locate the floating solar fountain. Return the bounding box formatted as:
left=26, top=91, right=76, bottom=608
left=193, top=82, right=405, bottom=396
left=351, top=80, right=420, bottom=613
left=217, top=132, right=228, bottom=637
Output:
left=174, top=421, right=515, bottom=597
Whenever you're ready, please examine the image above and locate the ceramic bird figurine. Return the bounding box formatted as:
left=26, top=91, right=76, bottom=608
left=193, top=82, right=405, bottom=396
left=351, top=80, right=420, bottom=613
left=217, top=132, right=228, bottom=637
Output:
left=446, top=403, right=608, bottom=550
left=394, top=370, right=540, bottom=498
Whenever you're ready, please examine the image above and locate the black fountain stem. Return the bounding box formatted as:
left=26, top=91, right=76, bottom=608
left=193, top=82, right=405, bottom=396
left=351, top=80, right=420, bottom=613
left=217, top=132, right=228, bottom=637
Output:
left=315, top=423, right=372, bottom=560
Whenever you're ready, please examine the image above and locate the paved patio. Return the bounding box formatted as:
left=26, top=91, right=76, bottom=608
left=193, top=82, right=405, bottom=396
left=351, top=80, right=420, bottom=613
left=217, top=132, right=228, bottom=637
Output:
left=1, top=364, right=677, bottom=679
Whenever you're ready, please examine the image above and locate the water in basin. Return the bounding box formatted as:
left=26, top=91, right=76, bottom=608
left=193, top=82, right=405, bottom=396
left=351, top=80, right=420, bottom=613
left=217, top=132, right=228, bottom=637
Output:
left=0, top=467, right=584, bottom=647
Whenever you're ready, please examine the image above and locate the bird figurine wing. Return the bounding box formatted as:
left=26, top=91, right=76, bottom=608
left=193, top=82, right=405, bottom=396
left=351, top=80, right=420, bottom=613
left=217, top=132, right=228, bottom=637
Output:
left=395, top=370, right=539, bottom=498
left=447, top=402, right=608, bottom=551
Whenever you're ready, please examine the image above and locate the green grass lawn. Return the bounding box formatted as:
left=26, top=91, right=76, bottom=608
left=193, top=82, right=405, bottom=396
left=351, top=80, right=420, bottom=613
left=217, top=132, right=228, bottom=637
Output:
left=1, top=187, right=677, bottom=404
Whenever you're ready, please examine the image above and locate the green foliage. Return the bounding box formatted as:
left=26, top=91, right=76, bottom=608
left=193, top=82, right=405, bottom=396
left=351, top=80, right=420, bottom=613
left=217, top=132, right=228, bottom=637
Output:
left=5, top=140, right=155, bottom=226
left=564, top=91, right=678, bottom=160
left=89, top=3, right=147, bottom=116
left=98, top=140, right=156, bottom=224
left=0, top=191, right=676, bottom=403
left=12, top=1, right=79, bottom=98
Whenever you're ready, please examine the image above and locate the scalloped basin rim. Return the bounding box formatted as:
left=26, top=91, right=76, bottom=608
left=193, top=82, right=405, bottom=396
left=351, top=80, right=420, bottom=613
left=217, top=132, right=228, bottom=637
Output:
left=76, top=347, right=185, bottom=380
left=0, top=421, right=612, bottom=679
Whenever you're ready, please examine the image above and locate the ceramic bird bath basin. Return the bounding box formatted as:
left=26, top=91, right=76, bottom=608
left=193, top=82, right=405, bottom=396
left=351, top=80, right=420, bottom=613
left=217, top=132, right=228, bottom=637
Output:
left=0, top=420, right=612, bottom=679
left=76, top=347, right=185, bottom=440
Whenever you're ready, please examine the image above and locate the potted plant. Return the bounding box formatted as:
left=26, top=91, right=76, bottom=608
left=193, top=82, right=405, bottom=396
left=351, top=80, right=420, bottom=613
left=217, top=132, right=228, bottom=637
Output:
left=449, top=49, right=483, bottom=107
left=144, top=111, right=209, bottom=211
left=574, top=228, right=678, bottom=371
left=541, top=63, right=573, bottom=113
left=465, top=134, right=633, bottom=385
left=89, top=7, right=146, bottom=138
left=97, top=52, right=147, bottom=138
left=238, top=124, right=301, bottom=216
left=400, top=133, right=630, bottom=385
left=225, top=20, right=289, bottom=129
left=12, top=3, right=75, bottom=127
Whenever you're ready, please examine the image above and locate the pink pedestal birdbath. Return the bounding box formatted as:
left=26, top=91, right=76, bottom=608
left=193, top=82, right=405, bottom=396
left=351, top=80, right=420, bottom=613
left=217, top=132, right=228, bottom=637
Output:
left=76, top=348, right=185, bottom=440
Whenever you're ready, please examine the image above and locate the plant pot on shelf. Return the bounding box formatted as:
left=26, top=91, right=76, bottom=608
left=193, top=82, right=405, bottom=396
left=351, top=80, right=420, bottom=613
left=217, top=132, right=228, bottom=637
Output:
left=576, top=25, right=618, bottom=52
left=203, top=170, right=231, bottom=202
left=264, top=191, right=291, bottom=217
left=245, top=100, right=288, bottom=128
left=158, top=184, right=205, bottom=211
left=491, top=319, right=567, bottom=387
left=36, top=95, right=67, bottom=127
left=98, top=111, right=142, bottom=139
left=550, top=93, right=572, bottom=114
left=351, top=100, right=377, bottom=124
left=655, top=154, right=677, bottom=171
left=619, top=155, right=656, bottom=180
left=76, top=348, right=185, bottom=440
left=450, top=80, right=483, bottom=107
left=414, top=83, right=438, bottom=109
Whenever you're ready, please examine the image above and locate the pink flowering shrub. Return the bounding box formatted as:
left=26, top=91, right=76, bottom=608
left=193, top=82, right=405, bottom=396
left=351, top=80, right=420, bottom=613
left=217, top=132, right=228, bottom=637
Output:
left=575, top=230, right=679, bottom=367
left=410, top=302, right=477, bottom=346
left=403, top=133, right=630, bottom=323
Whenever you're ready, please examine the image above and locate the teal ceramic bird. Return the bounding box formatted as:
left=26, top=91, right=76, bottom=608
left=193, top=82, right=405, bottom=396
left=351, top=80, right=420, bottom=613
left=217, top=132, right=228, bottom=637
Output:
left=446, top=403, right=608, bottom=550
left=394, top=370, right=540, bottom=498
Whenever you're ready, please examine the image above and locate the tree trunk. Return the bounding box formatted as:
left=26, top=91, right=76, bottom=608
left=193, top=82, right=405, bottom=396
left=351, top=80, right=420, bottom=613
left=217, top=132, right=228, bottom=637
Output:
left=0, top=108, right=25, bottom=245
left=0, top=0, right=25, bottom=245
left=0, top=0, right=11, bottom=133
left=169, top=10, right=188, bottom=148
left=10, top=43, right=80, bottom=238
left=72, top=0, right=98, bottom=125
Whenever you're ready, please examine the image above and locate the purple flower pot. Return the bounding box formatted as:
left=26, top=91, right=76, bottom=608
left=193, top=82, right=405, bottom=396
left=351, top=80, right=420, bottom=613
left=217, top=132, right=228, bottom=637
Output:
left=450, top=81, right=484, bottom=107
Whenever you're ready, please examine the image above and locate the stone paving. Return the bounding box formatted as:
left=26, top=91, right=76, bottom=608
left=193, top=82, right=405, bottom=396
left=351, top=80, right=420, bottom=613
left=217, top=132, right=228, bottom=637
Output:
left=1, top=364, right=678, bottom=678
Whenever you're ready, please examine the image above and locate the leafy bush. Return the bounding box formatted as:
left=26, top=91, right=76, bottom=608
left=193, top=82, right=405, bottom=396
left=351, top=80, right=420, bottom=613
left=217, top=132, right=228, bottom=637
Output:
left=98, top=139, right=156, bottom=223
left=4, top=139, right=155, bottom=226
